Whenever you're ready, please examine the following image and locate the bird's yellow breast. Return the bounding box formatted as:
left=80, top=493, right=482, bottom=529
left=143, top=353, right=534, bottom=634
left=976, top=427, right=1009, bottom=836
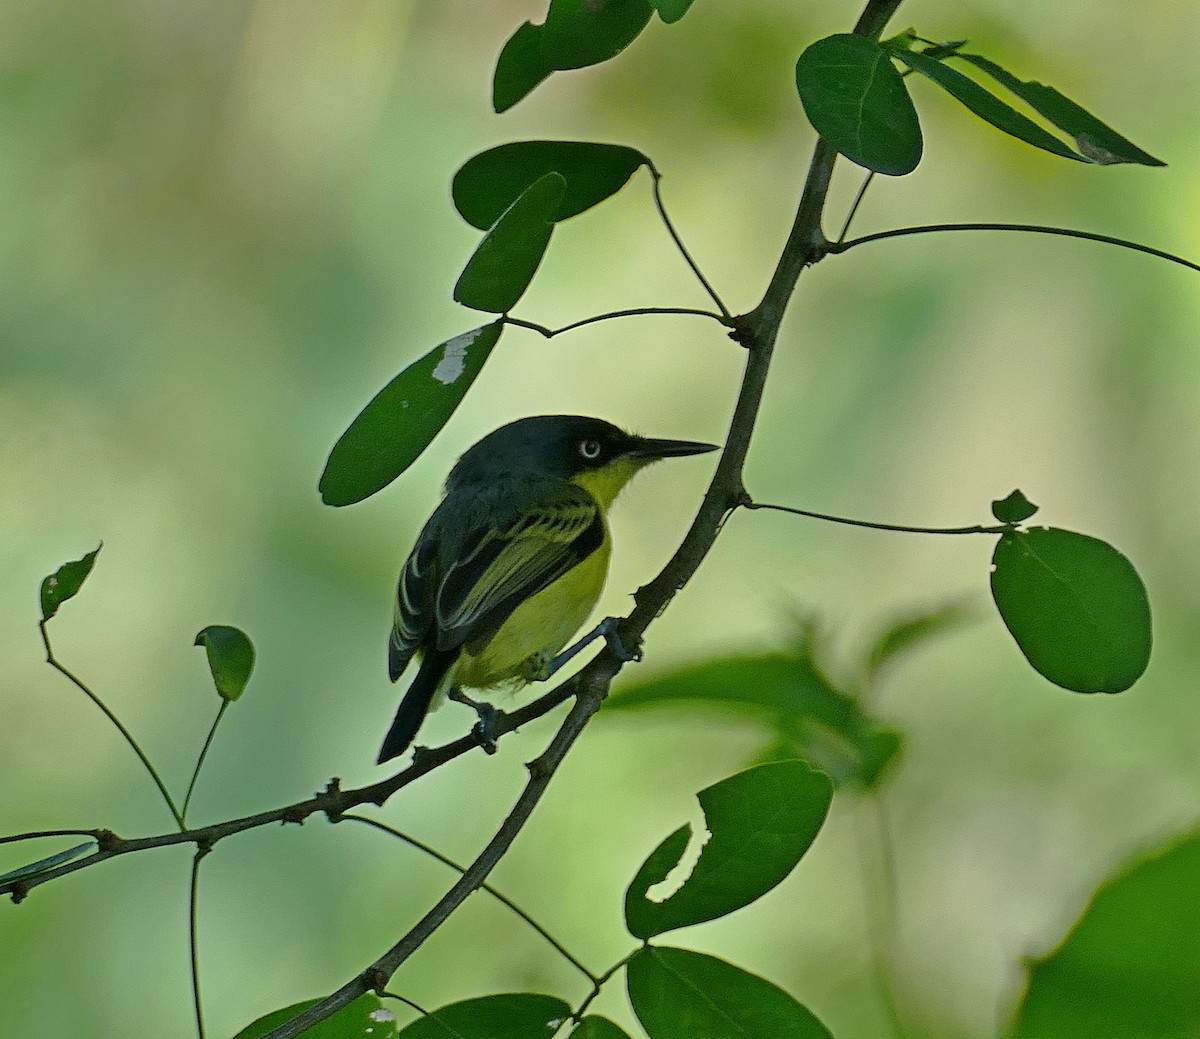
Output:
left=453, top=527, right=612, bottom=689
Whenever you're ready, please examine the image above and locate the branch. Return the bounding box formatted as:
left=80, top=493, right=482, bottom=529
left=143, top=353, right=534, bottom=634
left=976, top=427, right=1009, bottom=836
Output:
left=258, top=672, right=614, bottom=1039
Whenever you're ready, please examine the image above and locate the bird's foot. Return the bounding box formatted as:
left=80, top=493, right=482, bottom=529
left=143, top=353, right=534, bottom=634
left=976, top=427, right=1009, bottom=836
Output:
left=448, top=688, right=500, bottom=754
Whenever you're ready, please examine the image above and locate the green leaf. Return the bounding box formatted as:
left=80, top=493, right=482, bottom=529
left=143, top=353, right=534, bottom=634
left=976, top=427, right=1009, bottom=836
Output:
left=0, top=841, right=96, bottom=886
left=570, top=1017, right=633, bottom=1039
left=493, top=22, right=553, bottom=113
left=627, top=946, right=833, bottom=1039
left=992, top=489, right=1039, bottom=525
left=794, top=34, right=922, bottom=176
left=453, top=141, right=648, bottom=231
left=453, top=173, right=566, bottom=314
left=891, top=48, right=1085, bottom=162
left=395, top=994, right=571, bottom=1039
left=625, top=761, right=832, bottom=939
left=194, top=625, right=255, bottom=702
left=649, top=0, right=695, bottom=23
left=232, top=994, right=398, bottom=1039
left=319, top=322, right=503, bottom=506
left=952, top=53, right=1165, bottom=167
left=606, top=652, right=901, bottom=787
left=865, top=598, right=978, bottom=683
left=40, top=544, right=102, bottom=622
left=990, top=527, right=1151, bottom=693
left=1010, top=833, right=1200, bottom=1039
left=541, top=0, right=654, bottom=71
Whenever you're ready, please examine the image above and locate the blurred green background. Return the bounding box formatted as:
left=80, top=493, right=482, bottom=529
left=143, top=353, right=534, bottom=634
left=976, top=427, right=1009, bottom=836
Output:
left=3, top=2, right=1199, bottom=1037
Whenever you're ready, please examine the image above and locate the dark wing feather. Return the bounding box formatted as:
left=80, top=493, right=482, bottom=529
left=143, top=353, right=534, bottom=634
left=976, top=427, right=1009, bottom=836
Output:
left=434, top=481, right=603, bottom=653
left=389, top=536, right=437, bottom=681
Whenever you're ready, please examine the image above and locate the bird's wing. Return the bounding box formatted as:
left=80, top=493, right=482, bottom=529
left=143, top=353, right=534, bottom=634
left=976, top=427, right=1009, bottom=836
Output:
left=390, top=535, right=438, bottom=681
left=434, top=481, right=604, bottom=652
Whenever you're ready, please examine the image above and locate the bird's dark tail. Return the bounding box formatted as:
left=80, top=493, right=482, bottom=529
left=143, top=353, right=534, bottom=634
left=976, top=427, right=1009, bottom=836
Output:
left=377, top=647, right=457, bottom=764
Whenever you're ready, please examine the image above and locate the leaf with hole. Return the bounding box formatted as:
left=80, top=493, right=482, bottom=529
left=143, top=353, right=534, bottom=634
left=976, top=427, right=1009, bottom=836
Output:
left=194, top=625, right=255, bottom=702
left=453, top=141, right=648, bottom=231
left=627, top=946, right=833, bottom=1039
left=625, top=761, right=832, bottom=939
left=395, top=993, right=571, bottom=1039
left=541, top=0, right=653, bottom=71
left=891, top=48, right=1085, bottom=161
left=493, top=22, right=553, bottom=113
left=232, top=994, right=398, bottom=1039
left=40, top=544, right=102, bottom=622
left=319, top=322, right=503, bottom=506
left=951, top=52, right=1165, bottom=166
left=795, top=34, right=922, bottom=176
left=454, top=173, right=565, bottom=314
left=1010, top=832, right=1200, bottom=1038
left=990, top=527, right=1151, bottom=693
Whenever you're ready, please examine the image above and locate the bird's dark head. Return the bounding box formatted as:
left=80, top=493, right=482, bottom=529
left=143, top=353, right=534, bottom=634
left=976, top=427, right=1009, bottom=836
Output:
left=447, top=415, right=718, bottom=507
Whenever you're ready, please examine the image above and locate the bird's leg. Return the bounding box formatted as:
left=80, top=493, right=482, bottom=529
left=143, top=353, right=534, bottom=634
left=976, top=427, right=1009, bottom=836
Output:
left=447, top=687, right=499, bottom=755
left=531, top=617, right=641, bottom=683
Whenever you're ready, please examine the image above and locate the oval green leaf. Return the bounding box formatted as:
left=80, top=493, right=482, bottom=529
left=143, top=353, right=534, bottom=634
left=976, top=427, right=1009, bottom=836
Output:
left=951, top=52, right=1165, bottom=167
left=627, top=946, right=834, bottom=1039
left=494, top=21, right=553, bottom=113
left=990, top=527, right=1151, bottom=693
left=570, top=1017, right=634, bottom=1039
left=319, top=322, right=503, bottom=506
left=649, top=0, right=695, bottom=24
left=992, top=488, right=1039, bottom=525
left=541, top=0, right=653, bottom=71
left=453, top=141, right=649, bottom=231
left=606, top=652, right=901, bottom=787
left=453, top=173, right=566, bottom=314
left=40, top=544, right=102, bottom=622
left=625, top=761, right=833, bottom=939
left=232, top=994, right=398, bottom=1039
left=891, top=48, right=1085, bottom=162
left=1011, top=833, right=1200, bottom=1038
left=795, top=34, right=922, bottom=176
left=396, top=994, right=570, bottom=1039
left=194, top=625, right=255, bottom=702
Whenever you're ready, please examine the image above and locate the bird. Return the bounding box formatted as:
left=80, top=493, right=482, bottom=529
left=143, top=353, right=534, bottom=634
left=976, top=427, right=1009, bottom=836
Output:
left=377, top=414, right=718, bottom=763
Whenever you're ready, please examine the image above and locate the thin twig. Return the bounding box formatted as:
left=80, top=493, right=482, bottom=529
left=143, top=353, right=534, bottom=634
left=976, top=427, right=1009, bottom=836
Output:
left=837, top=170, right=877, bottom=244
left=648, top=165, right=732, bottom=318
left=573, top=948, right=639, bottom=1022
left=40, top=620, right=184, bottom=830
left=182, top=700, right=229, bottom=823
left=189, top=846, right=211, bottom=1039
left=830, top=221, right=1200, bottom=274
left=503, top=306, right=731, bottom=339
left=343, top=813, right=597, bottom=984
left=743, top=500, right=1011, bottom=536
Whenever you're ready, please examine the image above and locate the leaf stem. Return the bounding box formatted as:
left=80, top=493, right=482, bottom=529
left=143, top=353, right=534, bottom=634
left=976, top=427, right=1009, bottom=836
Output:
left=572, top=948, right=638, bottom=1022
left=743, top=499, right=1010, bottom=536
left=648, top=164, right=732, bottom=319
left=39, top=620, right=185, bottom=830
left=182, top=700, right=230, bottom=824
left=830, top=221, right=1200, bottom=274
left=343, top=813, right=598, bottom=984
left=837, top=170, right=878, bottom=243
left=503, top=306, right=731, bottom=339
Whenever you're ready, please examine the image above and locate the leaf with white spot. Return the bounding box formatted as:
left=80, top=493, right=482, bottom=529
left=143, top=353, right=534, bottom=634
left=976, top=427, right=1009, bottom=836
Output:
left=319, top=323, right=504, bottom=506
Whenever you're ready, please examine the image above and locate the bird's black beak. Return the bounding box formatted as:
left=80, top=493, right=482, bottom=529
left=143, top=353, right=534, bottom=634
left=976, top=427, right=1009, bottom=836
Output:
left=625, top=435, right=720, bottom=461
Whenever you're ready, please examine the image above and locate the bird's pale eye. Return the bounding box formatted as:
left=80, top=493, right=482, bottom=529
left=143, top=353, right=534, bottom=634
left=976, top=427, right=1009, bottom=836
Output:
left=578, top=438, right=603, bottom=461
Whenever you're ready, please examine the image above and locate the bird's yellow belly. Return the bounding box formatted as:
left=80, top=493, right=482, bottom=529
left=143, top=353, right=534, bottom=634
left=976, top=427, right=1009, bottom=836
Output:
left=454, top=536, right=612, bottom=689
